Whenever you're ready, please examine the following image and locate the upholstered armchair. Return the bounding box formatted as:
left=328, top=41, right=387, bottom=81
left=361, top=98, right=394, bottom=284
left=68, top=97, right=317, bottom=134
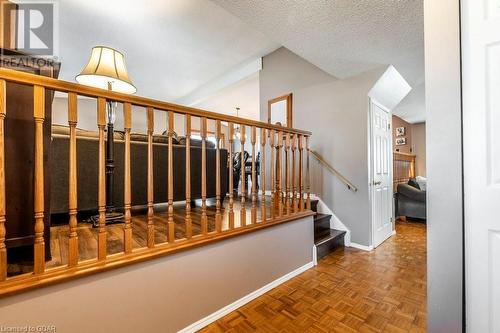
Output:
left=395, top=180, right=426, bottom=220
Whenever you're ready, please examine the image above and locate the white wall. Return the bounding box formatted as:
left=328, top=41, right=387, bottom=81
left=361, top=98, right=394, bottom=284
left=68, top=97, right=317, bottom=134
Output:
left=193, top=73, right=260, bottom=121
left=424, top=0, right=463, bottom=331
left=259, top=47, right=385, bottom=246
left=0, top=217, right=313, bottom=333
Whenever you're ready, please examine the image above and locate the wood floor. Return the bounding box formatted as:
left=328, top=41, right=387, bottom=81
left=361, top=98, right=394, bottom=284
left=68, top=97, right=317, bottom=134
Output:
left=6, top=195, right=278, bottom=275
left=200, top=221, right=427, bottom=333
left=47, top=195, right=272, bottom=269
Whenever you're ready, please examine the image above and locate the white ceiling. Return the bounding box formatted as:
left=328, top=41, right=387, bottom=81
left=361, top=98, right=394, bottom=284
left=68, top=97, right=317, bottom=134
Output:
left=393, top=82, right=426, bottom=123
left=211, top=0, right=424, bottom=86
left=57, top=0, right=278, bottom=101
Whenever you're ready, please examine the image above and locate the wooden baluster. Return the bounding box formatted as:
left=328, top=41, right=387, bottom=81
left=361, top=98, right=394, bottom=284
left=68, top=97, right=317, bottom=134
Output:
left=277, top=131, right=283, bottom=217
left=67, top=93, right=78, bottom=266
left=167, top=111, right=175, bottom=242
left=215, top=120, right=222, bottom=232
left=185, top=115, right=192, bottom=238
left=200, top=117, right=208, bottom=235
left=147, top=107, right=155, bottom=248
left=260, top=128, right=266, bottom=222
left=285, top=133, right=291, bottom=215
left=123, top=103, right=132, bottom=253
left=306, top=135, right=311, bottom=210
left=298, top=135, right=305, bottom=211
left=0, top=80, right=6, bottom=280
left=269, top=130, right=275, bottom=220
left=239, top=125, right=246, bottom=226
left=250, top=126, right=257, bottom=224
left=228, top=123, right=235, bottom=229
left=33, top=86, right=45, bottom=274
left=97, top=98, right=107, bottom=260
left=292, top=134, right=298, bottom=213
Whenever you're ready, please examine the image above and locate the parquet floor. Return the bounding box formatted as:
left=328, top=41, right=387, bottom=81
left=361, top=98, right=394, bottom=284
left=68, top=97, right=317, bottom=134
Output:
left=200, top=221, right=427, bottom=333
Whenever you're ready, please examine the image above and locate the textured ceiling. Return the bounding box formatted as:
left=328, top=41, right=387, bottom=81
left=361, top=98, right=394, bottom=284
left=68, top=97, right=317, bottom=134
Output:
left=211, top=0, right=424, bottom=86
left=58, top=0, right=278, bottom=101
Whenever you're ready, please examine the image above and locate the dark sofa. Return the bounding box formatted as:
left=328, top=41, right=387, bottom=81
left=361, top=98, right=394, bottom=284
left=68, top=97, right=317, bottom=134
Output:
left=50, top=132, right=228, bottom=214
left=395, top=180, right=426, bottom=220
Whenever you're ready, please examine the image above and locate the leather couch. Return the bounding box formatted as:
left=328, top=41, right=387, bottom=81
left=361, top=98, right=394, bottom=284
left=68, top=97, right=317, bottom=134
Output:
left=50, top=130, right=228, bottom=215
left=395, top=180, right=426, bottom=220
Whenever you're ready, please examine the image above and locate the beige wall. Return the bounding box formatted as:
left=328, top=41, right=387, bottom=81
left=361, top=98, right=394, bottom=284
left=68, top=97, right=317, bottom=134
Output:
left=259, top=47, right=384, bottom=246
left=0, top=217, right=313, bottom=333
left=392, top=115, right=412, bottom=154
left=411, top=122, right=426, bottom=176
left=392, top=115, right=426, bottom=176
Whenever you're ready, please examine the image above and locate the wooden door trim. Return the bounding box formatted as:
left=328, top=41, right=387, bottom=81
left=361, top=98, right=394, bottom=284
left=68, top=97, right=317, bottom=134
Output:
left=268, top=93, right=293, bottom=128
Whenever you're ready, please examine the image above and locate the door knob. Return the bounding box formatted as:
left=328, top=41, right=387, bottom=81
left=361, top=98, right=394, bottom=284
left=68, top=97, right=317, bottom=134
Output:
left=373, top=181, right=382, bottom=186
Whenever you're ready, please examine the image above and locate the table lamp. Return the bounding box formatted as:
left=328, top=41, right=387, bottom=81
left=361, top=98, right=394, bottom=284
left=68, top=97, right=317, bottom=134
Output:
left=76, top=46, right=136, bottom=225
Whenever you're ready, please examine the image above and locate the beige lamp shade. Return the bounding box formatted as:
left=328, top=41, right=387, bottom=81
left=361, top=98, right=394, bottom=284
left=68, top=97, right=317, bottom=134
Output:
left=76, top=46, right=136, bottom=94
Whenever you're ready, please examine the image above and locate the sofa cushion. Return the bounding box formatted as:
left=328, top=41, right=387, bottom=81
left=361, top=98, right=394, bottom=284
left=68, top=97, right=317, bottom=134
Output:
left=129, top=133, right=179, bottom=144
left=52, top=124, right=124, bottom=140
left=178, top=136, right=216, bottom=149
left=408, top=178, right=421, bottom=190
left=415, top=176, right=427, bottom=191
left=397, top=183, right=426, bottom=202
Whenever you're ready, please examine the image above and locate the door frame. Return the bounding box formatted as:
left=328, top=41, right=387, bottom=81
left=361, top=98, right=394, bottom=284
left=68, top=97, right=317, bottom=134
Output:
left=368, top=98, right=395, bottom=248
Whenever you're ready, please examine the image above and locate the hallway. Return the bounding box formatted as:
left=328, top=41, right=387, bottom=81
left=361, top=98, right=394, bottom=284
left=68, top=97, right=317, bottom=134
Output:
left=201, top=221, right=427, bottom=332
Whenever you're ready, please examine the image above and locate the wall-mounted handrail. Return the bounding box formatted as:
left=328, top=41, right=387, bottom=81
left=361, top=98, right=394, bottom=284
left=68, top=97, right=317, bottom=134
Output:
left=310, top=150, right=358, bottom=192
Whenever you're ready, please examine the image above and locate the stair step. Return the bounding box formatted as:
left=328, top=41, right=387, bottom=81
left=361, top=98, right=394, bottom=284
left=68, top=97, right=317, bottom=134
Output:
left=314, top=213, right=331, bottom=223
left=315, top=229, right=346, bottom=260
left=311, top=199, right=319, bottom=213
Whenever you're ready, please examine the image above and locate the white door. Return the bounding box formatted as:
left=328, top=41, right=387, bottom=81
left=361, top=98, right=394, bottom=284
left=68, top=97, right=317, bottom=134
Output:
left=370, top=100, right=393, bottom=248
left=462, top=0, right=500, bottom=331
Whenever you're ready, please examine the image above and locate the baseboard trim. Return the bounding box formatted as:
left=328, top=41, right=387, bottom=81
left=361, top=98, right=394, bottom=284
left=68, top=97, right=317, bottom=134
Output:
left=178, top=261, right=315, bottom=333
left=348, top=242, right=374, bottom=251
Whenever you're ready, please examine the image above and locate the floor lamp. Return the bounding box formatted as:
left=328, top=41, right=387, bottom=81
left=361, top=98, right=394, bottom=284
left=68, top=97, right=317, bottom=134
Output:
left=76, top=46, right=136, bottom=225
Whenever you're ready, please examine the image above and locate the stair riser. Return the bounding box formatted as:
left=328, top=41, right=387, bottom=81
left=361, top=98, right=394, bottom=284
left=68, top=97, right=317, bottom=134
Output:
left=314, top=221, right=330, bottom=234
left=317, top=234, right=345, bottom=260
left=311, top=200, right=319, bottom=213
left=314, top=216, right=331, bottom=234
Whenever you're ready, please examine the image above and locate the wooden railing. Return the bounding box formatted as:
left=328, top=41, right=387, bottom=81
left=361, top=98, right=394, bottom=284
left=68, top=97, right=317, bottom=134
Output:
left=0, top=67, right=313, bottom=296
left=393, top=151, right=415, bottom=191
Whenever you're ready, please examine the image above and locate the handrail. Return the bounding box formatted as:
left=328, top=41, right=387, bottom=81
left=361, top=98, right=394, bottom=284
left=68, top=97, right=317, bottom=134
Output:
left=0, top=65, right=314, bottom=297
left=310, top=150, right=358, bottom=192
left=0, top=67, right=311, bottom=136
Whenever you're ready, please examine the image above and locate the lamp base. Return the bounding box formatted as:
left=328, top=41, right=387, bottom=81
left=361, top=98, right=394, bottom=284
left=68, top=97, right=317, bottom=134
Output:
left=90, top=211, right=124, bottom=228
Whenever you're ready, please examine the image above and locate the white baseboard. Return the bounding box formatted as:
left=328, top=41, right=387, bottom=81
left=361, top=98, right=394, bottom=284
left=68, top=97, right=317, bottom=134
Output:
left=178, top=261, right=315, bottom=333
left=348, top=242, right=374, bottom=251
